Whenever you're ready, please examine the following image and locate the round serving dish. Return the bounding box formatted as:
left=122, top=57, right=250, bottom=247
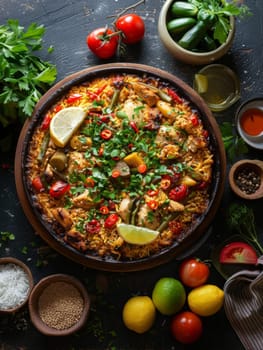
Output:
left=158, top=0, right=235, bottom=65
left=0, top=257, right=34, bottom=314
left=235, top=97, right=263, bottom=150
left=15, top=63, right=226, bottom=272
left=28, top=274, right=90, bottom=336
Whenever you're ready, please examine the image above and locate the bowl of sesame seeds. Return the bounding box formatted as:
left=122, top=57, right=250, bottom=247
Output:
left=28, top=273, right=90, bottom=336
left=0, top=257, right=34, bottom=314
left=228, top=159, right=263, bottom=200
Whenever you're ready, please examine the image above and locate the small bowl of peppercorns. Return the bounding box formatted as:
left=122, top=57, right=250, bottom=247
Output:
left=28, top=274, right=90, bottom=336
left=229, top=159, right=263, bottom=200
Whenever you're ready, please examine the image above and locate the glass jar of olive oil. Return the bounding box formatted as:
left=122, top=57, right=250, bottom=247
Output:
left=193, top=64, right=240, bottom=112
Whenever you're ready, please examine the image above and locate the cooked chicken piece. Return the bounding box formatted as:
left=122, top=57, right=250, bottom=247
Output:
left=72, top=190, right=97, bottom=209
left=137, top=203, right=159, bottom=230
left=51, top=208, right=73, bottom=229
left=185, top=135, right=207, bottom=153
left=131, top=82, right=159, bottom=107
left=117, top=197, right=135, bottom=223
left=159, top=144, right=180, bottom=160
left=65, top=230, right=87, bottom=252
left=168, top=200, right=185, bottom=212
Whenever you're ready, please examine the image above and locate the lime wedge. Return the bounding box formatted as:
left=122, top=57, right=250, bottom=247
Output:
left=194, top=74, right=208, bottom=94
left=50, top=107, right=86, bottom=147
left=117, top=223, right=159, bottom=245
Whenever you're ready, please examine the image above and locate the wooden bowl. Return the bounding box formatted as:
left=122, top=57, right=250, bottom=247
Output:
left=0, top=257, right=34, bottom=314
left=28, top=274, right=90, bottom=336
left=158, top=0, right=235, bottom=65
left=15, top=63, right=226, bottom=271
left=229, top=159, right=263, bottom=200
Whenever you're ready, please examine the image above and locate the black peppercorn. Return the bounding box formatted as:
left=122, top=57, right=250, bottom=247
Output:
left=234, top=166, right=261, bottom=195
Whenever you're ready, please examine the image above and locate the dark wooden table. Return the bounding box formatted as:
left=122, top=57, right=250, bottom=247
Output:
left=1, top=1, right=262, bottom=349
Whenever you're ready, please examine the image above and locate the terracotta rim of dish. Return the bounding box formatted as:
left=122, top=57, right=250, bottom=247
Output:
left=0, top=257, right=34, bottom=314
left=28, top=273, right=90, bottom=336
left=14, top=63, right=226, bottom=272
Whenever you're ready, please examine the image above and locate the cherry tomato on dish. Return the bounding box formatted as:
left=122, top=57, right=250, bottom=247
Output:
left=49, top=180, right=70, bottom=199
left=115, top=14, right=145, bottom=44
left=171, top=311, right=203, bottom=344
left=86, top=27, right=119, bottom=59
left=179, top=258, right=210, bottom=288
left=32, top=176, right=45, bottom=193
left=104, top=213, right=119, bottom=228
left=169, top=184, right=188, bottom=202
left=85, top=219, right=101, bottom=234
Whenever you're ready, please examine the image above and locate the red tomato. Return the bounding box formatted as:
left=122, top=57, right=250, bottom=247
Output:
left=49, top=180, right=70, bottom=199
left=86, top=28, right=119, bottom=59
left=115, top=14, right=145, bottom=44
left=169, top=184, right=188, bottom=202
left=171, top=311, right=203, bottom=344
left=32, top=176, right=45, bottom=193
left=104, top=213, right=119, bottom=228
left=85, top=219, right=101, bottom=234
left=41, top=114, right=51, bottom=130
left=179, top=258, right=210, bottom=288
left=219, top=241, right=258, bottom=264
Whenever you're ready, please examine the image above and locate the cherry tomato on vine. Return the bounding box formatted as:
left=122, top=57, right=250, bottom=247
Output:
left=171, top=311, right=203, bottom=344
left=179, top=258, right=210, bottom=288
left=86, top=27, right=119, bottom=59
left=115, top=14, right=145, bottom=44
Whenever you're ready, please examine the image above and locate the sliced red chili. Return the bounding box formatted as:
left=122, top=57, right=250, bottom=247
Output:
left=41, top=114, right=51, bottom=130
left=160, top=175, right=172, bottom=190
left=66, top=93, right=82, bottom=104
left=85, top=219, right=101, bottom=234
left=86, top=90, right=99, bottom=101
left=147, top=189, right=159, bottom=197
left=98, top=146, right=104, bottom=156
left=104, top=213, right=119, bottom=228
left=32, top=176, right=45, bottom=193
left=96, top=84, right=107, bottom=95
left=85, top=177, right=95, bottom=188
left=100, top=129, right=113, bottom=140
left=147, top=200, right=159, bottom=210
left=49, top=180, right=70, bottom=198
left=99, top=206, right=109, bottom=215
left=111, top=169, right=121, bottom=178
left=130, top=121, right=139, bottom=133
left=167, top=88, right=182, bottom=104
left=53, top=104, right=62, bottom=113
left=169, top=184, right=188, bottom=202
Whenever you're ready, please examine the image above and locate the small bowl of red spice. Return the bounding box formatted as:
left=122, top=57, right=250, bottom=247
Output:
left=236, top=98, right=263, bottom=150
left=28, top=274, right=90, bottom=336
left=229, top=159, right=263, bottom=200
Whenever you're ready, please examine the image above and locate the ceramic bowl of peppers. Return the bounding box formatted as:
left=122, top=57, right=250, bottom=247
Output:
left=158, top=0, right=236, bottom=65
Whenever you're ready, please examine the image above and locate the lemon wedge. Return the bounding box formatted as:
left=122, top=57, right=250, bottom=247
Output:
left=117, top=223, right=159, bottom=245
left=194, top=74, right=208, bottom=94
left=49, top=107, right=86, bottom=147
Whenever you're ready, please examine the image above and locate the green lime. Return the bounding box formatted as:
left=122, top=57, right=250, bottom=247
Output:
left=152, top=277, right=186, bottom=315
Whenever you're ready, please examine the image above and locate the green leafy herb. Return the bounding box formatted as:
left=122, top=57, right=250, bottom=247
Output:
left=189, top=0, right=252, bottom=43
left=219, top=121, right=248, bottom=161
left=0, top=19, right=57, bottom=128
left=227, top=202, right=263, bottom=254
left=0, top=231, right=15, bottom=242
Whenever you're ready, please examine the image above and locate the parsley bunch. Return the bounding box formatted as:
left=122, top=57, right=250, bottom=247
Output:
left=189, top=0, right=251, bottom=44
left=0, top=19, right=57, bottom=129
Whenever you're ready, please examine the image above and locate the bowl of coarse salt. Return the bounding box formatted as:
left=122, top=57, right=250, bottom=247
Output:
left=0, top=257, right=34, bottom=314
left=28, top=273, right=90, bottom=336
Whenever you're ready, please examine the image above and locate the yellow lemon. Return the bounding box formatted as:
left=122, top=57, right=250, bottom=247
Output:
left=122, top=296, right=156, bottom=334
left=194, top=74, right=208, bottom=94
left=50, top=107, right=86, bottom=147
left=188, top=284, right=224, bottom=317
left=117, top=223, right=159, bottom=245
left=152, top=277, right=186, bottom=315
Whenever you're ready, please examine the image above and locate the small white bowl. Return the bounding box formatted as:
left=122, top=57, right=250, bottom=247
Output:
left=158, top=0, right=235, bottom=65
left=235, top=98, right=263, bottom=150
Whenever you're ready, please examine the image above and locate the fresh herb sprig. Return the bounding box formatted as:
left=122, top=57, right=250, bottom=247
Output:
left=189, top=0, right=252, bottom=44
left=226, top=203, right=263, bottom=254
left=219, top=121, right=248, bottom=162
left=0, top=19, right=57, bottom=128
